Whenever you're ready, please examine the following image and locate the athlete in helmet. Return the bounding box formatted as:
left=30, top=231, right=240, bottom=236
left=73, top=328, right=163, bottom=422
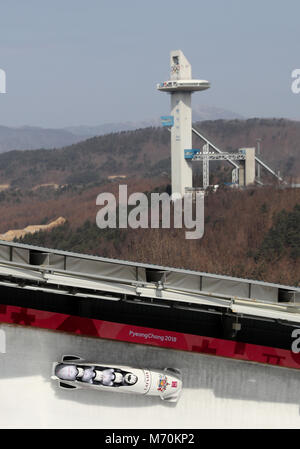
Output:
left=55, top=364, right=121, bottom=386
left=93, top=368, right=116, bottom=386
left=55, top=364, right=138, bottom=387
left=124, top=372, right=138, bottom=385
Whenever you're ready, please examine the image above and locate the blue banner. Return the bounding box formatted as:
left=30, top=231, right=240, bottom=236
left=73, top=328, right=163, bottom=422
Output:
left=160, top=115, right=174, bottom=127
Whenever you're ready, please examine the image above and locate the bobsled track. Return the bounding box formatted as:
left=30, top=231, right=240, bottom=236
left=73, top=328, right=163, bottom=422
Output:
left=1, top=323, right=300, bottom=429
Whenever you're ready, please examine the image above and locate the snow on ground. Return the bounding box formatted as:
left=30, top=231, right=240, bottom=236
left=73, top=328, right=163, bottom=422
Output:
left=1, top=323, right=300, bottom=428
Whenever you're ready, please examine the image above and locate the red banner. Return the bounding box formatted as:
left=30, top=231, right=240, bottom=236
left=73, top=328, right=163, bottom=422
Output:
left=1, top=304, right=300, bottom=370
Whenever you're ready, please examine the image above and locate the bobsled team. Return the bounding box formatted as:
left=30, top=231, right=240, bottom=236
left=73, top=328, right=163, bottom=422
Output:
left=52, top=355, right=182, bottom=402
left=54, top=363, right=138, bottom=387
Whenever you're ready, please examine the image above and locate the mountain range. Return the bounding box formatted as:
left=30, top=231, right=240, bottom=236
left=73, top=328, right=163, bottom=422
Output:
left=0, top=117, right=299, bottom=192
left=0, top=105, right=243, bottom=152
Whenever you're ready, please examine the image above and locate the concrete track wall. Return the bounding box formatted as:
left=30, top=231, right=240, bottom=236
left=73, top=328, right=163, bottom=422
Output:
left=1, top=323, right=300, bottom=429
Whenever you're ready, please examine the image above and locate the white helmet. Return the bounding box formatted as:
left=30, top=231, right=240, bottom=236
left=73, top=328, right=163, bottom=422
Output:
left=55, top=364, right=78, bottom=381
left=114, top=372, right=123, bottom=383
left=76, top=367, right=84, bottom=378
left=124, top=373, right=138, bottom=385
left=94, top=370, right=104, bottom=382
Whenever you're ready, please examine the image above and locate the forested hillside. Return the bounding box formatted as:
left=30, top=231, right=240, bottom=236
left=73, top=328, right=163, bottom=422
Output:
left=0, top=118, right=299, bottom=189
left=16, top=186, right=300, bottom=287
left=0, top=117, right=299, bottom=286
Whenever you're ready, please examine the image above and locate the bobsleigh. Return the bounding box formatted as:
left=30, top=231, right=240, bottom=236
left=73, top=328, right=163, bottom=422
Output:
left=51, top=355, right=182, bottom=402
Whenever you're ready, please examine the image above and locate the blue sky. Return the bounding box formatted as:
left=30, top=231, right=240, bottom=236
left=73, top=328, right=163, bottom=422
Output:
left=0, top=0, right=299, bottom=127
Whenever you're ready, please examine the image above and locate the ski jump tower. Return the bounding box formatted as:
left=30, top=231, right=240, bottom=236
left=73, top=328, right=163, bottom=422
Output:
left=157, top=50, right=210, bottom=196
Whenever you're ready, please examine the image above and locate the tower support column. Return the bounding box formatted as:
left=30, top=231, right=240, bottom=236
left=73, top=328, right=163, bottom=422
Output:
left=171, top=92, right=193, bottom=196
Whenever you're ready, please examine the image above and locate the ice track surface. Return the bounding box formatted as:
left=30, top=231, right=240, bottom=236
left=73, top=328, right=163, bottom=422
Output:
left=1, top=323, right=300, bottom=428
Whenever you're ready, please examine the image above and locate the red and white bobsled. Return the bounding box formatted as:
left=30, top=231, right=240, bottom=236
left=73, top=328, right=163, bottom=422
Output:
left=51, top=355, right=182, bottom=402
